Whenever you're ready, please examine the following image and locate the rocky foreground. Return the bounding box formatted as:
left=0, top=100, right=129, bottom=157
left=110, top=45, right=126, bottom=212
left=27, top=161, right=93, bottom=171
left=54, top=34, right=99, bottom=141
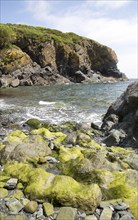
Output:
left=0, top=81, right=138, bottom=220
left=0, top=24, right=127, bottom=88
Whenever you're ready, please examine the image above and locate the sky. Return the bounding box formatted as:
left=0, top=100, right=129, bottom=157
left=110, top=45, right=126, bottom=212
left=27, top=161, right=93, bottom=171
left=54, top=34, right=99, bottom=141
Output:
left=0, top=0, right=137, bottom=79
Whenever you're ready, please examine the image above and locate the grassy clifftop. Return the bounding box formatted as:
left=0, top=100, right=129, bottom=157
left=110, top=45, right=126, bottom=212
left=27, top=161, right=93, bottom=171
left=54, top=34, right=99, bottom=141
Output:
left=0, top=23, right=97, bottom=47
left=0, top=23, right=127, bottom=87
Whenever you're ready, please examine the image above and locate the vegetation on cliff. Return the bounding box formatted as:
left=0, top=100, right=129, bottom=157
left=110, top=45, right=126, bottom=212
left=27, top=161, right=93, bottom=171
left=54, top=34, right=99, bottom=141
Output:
left=0, top=23, right=127, bottom=87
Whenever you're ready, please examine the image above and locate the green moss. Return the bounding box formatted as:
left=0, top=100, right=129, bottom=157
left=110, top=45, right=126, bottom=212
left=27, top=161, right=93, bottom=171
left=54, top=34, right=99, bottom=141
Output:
left=104, top=172, right=132, bottom=200
left=58, top=146, right=84, bottom=162
left=0, top=143, right=5, bottom=151
left=43, top=202, right=54, bottom=216
left=31, top=128, right=67, bottom=144
left=107, top=146, right=133, bottom=155
left=17, top=182, right=24, bottom=189
left=4, top=162, right=102, bottom=211
left=0, top=182, right=5, bottom=187
left=125, top=194, right=138, bottom=220
left=31, top=128, right=55, bottom=139
left=26, top=118, right=43, bottom=129
left=10, top=190, right=24, bottom=200
left=5, top=130, right=27, bottom=143
left=0, top=188, right=8, bottom=198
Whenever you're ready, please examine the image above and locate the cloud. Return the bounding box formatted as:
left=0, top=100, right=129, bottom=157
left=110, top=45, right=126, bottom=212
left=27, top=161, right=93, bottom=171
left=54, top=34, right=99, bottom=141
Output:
left=93, top=0, right=130, bottom=9
left=25, top=0, right=137, bottom=78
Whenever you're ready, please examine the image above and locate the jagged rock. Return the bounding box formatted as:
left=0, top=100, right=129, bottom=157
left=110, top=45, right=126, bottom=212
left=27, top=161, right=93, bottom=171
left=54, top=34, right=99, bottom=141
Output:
left=102, top=81, right=138, bottom=148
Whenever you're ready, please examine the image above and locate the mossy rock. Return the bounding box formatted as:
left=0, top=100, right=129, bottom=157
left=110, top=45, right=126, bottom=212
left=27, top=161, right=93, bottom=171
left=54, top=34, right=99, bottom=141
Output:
left=4, top=130, right=27, bottom=143
left=58, top=145, right=84, bottom=162
left=107, top=146, right=133, bottom=156
left=4, top=162, right=102, bottom=211
left=59, top=157, right=113, bottom=185
left=24, top=201, right=38, bottom=213
left=43, top=202, right=54, bottom=216
left=0, top=188, right=8, bottom=198
left=10, top=190, right=24, bottom=200
left=26, top=118, right=43, bottom=129
left=0, top=132, right=51, bottom=164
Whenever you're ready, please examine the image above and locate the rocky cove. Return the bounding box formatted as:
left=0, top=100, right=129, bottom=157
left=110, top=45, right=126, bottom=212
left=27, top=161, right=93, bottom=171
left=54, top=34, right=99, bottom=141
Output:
left=0, top=81, right=138, bottom=220
left=0, top=24, right=138, bottom=220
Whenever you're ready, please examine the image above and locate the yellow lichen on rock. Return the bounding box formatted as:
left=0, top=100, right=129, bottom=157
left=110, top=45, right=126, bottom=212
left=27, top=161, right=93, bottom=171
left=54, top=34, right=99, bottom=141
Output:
left=4, top=162, right=102, bottom=211
left=58, top=145, right=84, bottom=162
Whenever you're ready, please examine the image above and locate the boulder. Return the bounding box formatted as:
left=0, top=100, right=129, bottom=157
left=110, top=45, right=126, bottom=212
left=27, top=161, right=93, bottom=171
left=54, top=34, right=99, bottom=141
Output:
left=0, top=130, right=51, bottom=163
left=102, top=81, right=138, bottom=148
left=4, top=162, right=102, bottom=212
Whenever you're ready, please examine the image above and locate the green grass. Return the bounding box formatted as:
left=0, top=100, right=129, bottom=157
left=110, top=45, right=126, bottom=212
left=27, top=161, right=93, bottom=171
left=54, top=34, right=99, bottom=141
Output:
left=0, top=23, right=89, bottom=46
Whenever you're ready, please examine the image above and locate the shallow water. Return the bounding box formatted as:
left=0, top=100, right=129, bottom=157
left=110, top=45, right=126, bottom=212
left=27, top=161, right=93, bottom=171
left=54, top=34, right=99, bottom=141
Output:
left=0, top=80, right=135, bottom=125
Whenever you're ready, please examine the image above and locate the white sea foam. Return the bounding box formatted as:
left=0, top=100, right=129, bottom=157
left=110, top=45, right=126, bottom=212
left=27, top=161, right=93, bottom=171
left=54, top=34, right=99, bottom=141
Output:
left=39, top=101, right=56, bottom=105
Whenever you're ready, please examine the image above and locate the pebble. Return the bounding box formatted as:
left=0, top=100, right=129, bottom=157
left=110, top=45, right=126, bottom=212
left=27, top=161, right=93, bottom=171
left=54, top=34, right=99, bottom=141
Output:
left=5, top=178, right=18, bottom=189
left=114, top=203, right=129, bottom=211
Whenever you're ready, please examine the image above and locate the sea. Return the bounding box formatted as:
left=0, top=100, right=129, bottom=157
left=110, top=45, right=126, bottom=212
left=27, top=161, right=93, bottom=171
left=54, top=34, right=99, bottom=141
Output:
left=0, top=80, right=136, bottom=126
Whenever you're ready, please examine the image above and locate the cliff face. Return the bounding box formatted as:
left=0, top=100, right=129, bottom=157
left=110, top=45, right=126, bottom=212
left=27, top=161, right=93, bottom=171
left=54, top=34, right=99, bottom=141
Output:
left=0, top=24, right=127, bottom=87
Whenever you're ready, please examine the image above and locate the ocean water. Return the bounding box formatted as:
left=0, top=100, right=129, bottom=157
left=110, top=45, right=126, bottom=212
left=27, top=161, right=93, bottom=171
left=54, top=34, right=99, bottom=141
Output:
left=0, top=80, right=135, bottom=125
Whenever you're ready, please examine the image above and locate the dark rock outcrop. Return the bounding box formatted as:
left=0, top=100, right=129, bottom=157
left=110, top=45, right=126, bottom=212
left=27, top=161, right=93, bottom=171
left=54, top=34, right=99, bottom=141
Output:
left=0, top=24, right=127, bottom=87
left=102, top=81, right=138, bottom=148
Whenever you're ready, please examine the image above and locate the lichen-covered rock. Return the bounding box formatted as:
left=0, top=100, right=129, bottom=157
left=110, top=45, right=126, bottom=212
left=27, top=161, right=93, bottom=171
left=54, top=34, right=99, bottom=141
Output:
left=24, top=201, right=38, bottom=213
left=0, top=130, right=51, bottom=163
left=6, top=198, right=24, bottom=214
left=56, top=207, right=77, bottom=220
left=43, top=202, right=54, bottom=216
left=4, top=162, right=102, bottom=212
left=0, top=188, right=8, bottom=198
left=58, top=145, right=84, bottom=162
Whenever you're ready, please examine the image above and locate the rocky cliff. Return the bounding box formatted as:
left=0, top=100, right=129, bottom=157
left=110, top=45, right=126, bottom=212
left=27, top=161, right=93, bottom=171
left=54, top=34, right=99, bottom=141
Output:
left=0, top=24, right=127, bottom=87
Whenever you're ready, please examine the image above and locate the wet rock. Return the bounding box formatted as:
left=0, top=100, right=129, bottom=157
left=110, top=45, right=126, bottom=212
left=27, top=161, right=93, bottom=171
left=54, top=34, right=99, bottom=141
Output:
left=43, top=202, right=54, bottom=216
left=24, top=201, right=38, bottom=214
left=5, top=178, right=18, bottom=189
left=56, top=207, right=77, bottom=220
left=6, top=198, right=24, bottom=214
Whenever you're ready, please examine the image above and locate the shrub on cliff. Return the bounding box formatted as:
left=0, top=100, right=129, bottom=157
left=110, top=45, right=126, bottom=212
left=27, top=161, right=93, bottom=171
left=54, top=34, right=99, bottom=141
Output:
left=0, top=24, right=16, bottom=49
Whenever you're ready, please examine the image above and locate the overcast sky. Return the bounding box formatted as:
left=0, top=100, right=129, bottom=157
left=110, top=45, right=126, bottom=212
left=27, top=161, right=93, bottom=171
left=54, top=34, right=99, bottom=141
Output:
left=1, top=0, right=137, bottom=79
